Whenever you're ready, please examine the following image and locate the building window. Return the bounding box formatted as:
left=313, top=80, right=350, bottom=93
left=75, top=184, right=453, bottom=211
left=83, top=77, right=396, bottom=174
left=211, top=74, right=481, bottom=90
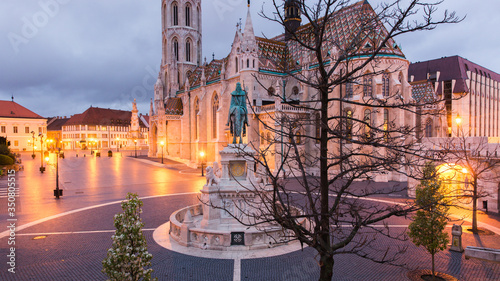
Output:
left=384, top=109, right=389, bottom=141
left=194, top=98, right=200, bottom=140
left=345, top=109, right=353, bottom=142
left=315, top=113, right=321, bottom=144
left=173, top=39, right=179, bottom=61
left=186, top=40, right=191, bottom=62
left=25, top=126, right=29, bottom=133
left=14, top=140, right=18, bottom=147
left=425, top=119, right=433, bottom=137
left=172, top=3, right=178, bottom=26
left=38, top=127, right=42, bottom=134
left=0, top=126, right=5, bottom=133
left=212, top=93, right=219, bottom=139
left=235, top=57, right=238, bottom=72
left=295, top=130, right=302, bottom=145
left=363, top=76, right=372, bottom=97
left=268, top=87, right=275, bottom=97
left=364, top=109, right=371, bottom=139
left=345, top=82, right=353, bottom=98
left=382, top=72, right=390, bottom=97
left=185, top=4, right=191, bottom=26
left=13, top=126, right=18, bottom=134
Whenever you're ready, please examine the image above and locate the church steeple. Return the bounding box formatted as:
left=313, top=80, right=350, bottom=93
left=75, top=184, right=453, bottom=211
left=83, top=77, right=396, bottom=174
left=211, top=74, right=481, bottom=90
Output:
left=160, top=0, right=202, bottom=97
left=284, top=0, right=301, bottom=41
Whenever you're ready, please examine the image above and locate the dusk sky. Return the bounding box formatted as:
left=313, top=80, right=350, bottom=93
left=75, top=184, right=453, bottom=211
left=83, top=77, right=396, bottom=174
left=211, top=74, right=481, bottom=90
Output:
left=1, top=0, right=499, bottom=118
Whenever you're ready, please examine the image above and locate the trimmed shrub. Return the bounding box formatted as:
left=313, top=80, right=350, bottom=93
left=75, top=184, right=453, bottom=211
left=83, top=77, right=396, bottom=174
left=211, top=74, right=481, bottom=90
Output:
left=0, top=154, right=14, bottom=165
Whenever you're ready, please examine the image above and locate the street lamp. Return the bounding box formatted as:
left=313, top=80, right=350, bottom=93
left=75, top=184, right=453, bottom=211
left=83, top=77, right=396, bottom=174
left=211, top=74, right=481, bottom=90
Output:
left=134, top=139, right=137, bottom=158
left=39, top=133, right=45, bottom=173
left=160, top=141, right=164, bottom=164
left=200, top=151, right=205, bottom=176
left=54, top=148, right=63, bottom=199
left=31, top=131, right=36, bottom=159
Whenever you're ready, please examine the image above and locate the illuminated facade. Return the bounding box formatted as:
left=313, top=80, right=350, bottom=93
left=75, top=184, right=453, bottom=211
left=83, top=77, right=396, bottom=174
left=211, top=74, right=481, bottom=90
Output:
left=149, top=1, right=413, bottom=181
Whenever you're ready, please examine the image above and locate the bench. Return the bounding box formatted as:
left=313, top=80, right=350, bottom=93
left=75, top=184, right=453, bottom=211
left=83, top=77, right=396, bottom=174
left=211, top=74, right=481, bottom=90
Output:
left=465, top=246, right=500, bottom=263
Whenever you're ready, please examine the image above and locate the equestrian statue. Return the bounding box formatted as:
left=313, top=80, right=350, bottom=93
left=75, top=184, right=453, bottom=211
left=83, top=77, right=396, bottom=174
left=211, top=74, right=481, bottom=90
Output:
left=226, top=82, right=249, bottom=144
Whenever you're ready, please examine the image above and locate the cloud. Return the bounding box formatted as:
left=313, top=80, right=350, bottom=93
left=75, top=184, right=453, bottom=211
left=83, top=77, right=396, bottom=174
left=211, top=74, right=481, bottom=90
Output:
left=0, top=0, right=498, bottom=118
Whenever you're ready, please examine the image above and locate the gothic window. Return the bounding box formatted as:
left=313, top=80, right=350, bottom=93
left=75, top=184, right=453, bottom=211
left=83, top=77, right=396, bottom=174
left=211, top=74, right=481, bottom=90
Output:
left=194, top=97, right=200, bottom=139
left=295, top=130, right=302, bottom=145
left=185, top=4, right=191, bottom=27
left=315, top=113, right=321, bottom=144
left=292, top=86, right=299, bottom=100
left=345, top=109, right=353, bottom=141
left=253, top=59, right=255, bottom=68
left=235, top=57, right=238, bottom=72
left=173, top=39, right=179, bottom=61
left=345, top=82, right=353, bottom=98
left=197, top=6, right=200, bottom=29
left=212, top=93, right=219, bottom=139
left=363, top=75, right=372, bottom=97
left=364, top=109, right=372, bottom=140
left=268, top=87, right=275, bottom=97
left=247, top=59, right=249, bottom=68
left=172, top=3, right=178, bottom=26
left=425, top=118, right=433, bottom=137
left=162, top=4, right=167, bottom=29
left=186, top=40, right=192, bottom=62
left=382, top=72, right=390, bottom=97
left=384, top=109, right=389, bottom=141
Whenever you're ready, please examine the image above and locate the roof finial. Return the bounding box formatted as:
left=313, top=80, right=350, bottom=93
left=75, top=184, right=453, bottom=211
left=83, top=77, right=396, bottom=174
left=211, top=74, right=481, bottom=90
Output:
left=212, top=52, right=215, bottom=61
left=248, top=0, right=250, bottom=7
left=11, top=95, right=14, bottom=102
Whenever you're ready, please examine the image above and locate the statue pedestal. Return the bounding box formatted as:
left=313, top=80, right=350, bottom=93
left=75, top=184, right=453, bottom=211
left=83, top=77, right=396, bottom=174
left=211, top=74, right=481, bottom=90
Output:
left=169, top=144, right=304, bottom=250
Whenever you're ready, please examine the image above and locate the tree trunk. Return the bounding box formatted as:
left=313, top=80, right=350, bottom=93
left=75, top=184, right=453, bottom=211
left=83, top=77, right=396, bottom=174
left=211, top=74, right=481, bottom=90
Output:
left=319, top=254, right=334, bottom=281
left=431, top=253, right=435, bottom=278
left=472, top=179, right=478, bottom=233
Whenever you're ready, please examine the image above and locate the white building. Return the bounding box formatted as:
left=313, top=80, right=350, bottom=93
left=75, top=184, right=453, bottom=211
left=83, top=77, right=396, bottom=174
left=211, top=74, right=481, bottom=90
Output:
left=0, top=100, right=47, bottom=152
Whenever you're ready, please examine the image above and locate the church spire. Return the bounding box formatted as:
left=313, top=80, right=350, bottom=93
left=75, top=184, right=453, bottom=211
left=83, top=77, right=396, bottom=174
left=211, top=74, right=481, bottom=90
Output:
left=243, top=2, right=255, bottom=41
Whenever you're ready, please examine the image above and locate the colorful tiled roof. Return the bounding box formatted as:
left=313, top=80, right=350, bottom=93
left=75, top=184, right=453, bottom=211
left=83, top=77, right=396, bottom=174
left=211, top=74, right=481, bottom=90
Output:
left=187, top=59, right=227, bottom=89
left=65, top=107, right=131, bottom=126
left=0, top=100, right=45, bottom=119
left=411, top=81, right=436, bottom=104
left=256, top=37, right=287, bottom=73
left=164, top=98, right=183, bottom=115
left=266, top=1, right=404, bottom=74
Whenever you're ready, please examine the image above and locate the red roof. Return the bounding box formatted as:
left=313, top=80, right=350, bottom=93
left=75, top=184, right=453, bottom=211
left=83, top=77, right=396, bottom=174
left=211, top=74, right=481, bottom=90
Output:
left=65, top=107, right=132, bottom=126
left=0, top=100, right=45, bottom=119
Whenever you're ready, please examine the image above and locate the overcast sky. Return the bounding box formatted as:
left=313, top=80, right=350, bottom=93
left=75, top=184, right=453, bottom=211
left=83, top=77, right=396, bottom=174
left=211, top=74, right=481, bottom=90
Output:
left=1, top=0, right=499, bottom=118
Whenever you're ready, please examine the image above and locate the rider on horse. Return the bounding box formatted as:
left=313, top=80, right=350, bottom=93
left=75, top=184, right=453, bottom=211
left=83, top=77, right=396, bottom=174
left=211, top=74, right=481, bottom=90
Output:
left=226, top=82, right=249, bottom=144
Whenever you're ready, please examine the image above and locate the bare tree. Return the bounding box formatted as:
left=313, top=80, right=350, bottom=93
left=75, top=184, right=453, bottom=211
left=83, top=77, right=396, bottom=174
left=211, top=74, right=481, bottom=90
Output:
left=219, top=1, right=461, bottom=280
left=432, top=124, right=500, bottom=233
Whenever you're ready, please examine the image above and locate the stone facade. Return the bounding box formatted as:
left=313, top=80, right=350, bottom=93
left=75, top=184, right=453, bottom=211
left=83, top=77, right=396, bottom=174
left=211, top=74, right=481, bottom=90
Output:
left=149, top=1, right=414, bottom=179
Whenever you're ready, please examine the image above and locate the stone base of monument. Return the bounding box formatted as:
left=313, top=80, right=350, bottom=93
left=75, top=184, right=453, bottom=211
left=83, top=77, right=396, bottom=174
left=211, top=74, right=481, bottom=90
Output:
left=167, top=144, right=306, bottom=251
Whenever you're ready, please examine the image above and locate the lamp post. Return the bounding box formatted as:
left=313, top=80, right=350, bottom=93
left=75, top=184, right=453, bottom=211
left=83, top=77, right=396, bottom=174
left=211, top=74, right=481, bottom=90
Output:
left=31, top=131, right=36, bottom=159
left=160, top=141, right=164, bottom=164
left=55, top=148, right=62, bottom=199
left=39, top=133, right=45, bottom=173
left=200, top=151, right=205, bottom=176
left=134, top=139, right=137, bottom=158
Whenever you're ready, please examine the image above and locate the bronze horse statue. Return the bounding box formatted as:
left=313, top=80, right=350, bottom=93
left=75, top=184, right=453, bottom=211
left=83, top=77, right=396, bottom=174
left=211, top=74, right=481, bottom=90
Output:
left=226, top=82, right=249, bottom=144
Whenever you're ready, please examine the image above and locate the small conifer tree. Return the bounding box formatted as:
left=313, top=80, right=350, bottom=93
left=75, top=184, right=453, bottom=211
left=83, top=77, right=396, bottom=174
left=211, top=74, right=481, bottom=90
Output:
left=102, top=193, right=157, bottom=281
left=408, top=162, right=449, bottom=279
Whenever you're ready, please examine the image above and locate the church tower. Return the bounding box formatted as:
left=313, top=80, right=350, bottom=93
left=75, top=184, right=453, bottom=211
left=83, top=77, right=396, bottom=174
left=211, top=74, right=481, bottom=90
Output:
left=160, top=0, right=202, bottom=99
left=284, top=0, right=302, bottom=41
